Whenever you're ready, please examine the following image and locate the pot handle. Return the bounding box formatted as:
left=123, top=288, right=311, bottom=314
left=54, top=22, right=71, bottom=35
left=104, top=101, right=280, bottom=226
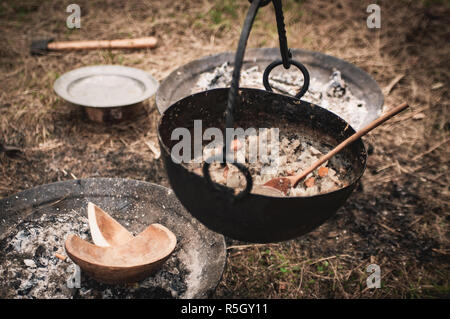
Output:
left=202, top=155, right=253, bottom=201
left=262, top=0, right=310, bottom=99
left=202, top=0, right=262, bottom=200
left=262, top=58, right=310, bottom=99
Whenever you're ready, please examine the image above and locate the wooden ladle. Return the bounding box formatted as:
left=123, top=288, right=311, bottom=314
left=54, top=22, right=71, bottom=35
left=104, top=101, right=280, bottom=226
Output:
left=65, top=223, right=177, bottom=284
left=263, top=102, right=409, bottom=195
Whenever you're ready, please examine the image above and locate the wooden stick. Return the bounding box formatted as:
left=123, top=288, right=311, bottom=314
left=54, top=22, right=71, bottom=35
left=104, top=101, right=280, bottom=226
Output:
left=55, top=253, right=68, bottom=262
left=383, top=74, right=405, bottom=96
left=47, top=36, right=157, bottom=51
left=291, top=102, right=409, bottom=187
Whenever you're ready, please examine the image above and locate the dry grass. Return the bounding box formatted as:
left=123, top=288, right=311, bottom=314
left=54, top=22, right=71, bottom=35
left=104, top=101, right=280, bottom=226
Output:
left=0, top=0, right=448, bottom=298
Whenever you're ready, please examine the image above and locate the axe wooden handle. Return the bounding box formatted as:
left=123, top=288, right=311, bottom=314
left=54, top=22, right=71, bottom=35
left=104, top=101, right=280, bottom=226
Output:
left=47, top=36, right=158, bottom=51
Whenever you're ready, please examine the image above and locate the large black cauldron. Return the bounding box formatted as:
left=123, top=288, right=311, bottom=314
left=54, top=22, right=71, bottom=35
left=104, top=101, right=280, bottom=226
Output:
left=158, top=88, right=367, bottom=242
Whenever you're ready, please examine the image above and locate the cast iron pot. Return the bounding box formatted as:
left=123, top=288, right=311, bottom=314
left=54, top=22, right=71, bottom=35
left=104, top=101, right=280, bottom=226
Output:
left=158, top=88, right=367, bottom=243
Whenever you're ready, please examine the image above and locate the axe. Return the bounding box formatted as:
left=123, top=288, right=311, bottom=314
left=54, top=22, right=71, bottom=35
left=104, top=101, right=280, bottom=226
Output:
left=0, top=143, right=21, bottom=156
left=30, top=36, right=158, bottom=55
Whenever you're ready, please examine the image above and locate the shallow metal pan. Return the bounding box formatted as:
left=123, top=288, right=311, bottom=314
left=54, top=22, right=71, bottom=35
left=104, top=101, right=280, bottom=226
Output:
left=156, top=48, right=383, bottom=130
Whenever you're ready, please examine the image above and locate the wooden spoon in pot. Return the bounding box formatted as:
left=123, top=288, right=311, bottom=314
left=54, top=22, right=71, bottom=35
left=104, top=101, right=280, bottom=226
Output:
left=263, top=102, right=409, bottom=195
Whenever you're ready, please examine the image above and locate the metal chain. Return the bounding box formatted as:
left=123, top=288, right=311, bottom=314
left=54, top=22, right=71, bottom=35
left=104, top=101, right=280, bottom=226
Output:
left=272, top=0, right=292, bottom=69
left=203, top=0, right=311, bottom=199
left=248, top=0, right=272, bottom=7
left=202, top=0, right=262, bottom=200
left=224, top=0, right=261, bottom=159
left=264, top=0, right=310, bottom=99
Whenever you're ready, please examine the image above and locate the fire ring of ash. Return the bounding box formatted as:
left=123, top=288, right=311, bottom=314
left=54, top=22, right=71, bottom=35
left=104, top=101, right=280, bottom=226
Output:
left=0, top=179, right=226, bottom=299
left=192, top=62, right=368, bottom=130
left=0, top=213, right=187, bottom=298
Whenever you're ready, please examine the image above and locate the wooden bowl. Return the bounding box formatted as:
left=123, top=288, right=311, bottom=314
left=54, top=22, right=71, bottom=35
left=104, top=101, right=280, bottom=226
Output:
left=65, top=224, right=177, bottom=284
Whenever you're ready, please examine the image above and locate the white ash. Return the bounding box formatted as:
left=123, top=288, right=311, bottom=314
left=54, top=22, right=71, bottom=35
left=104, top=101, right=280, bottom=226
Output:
left=0, top=213, right=90, bottom=298
left=188, top=129, right=349, bottom=197
left=193, top=62, right=368, bottom=130
left=0, top=211, right=189, bottom=299
left=194, top=64, right=263, bottom=91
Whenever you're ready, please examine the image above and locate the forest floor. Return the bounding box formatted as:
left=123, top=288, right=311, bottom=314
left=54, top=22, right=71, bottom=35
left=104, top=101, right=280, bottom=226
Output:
left=0, top=0, right=448, bottom=298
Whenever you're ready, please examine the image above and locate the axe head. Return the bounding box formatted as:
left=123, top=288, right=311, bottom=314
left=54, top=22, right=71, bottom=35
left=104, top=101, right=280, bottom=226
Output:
left=30, top=38, right=54, bottom=55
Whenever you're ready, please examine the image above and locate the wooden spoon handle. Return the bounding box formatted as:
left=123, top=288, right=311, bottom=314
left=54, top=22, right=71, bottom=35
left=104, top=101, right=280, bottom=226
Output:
left=47, top=37, right=158, bottom=51
left=292, top=102, right=409, bottom=186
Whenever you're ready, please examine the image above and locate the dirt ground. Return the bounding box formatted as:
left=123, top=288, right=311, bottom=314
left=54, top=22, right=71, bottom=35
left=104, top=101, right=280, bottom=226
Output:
left=0, top=0, right=448, bottom=298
